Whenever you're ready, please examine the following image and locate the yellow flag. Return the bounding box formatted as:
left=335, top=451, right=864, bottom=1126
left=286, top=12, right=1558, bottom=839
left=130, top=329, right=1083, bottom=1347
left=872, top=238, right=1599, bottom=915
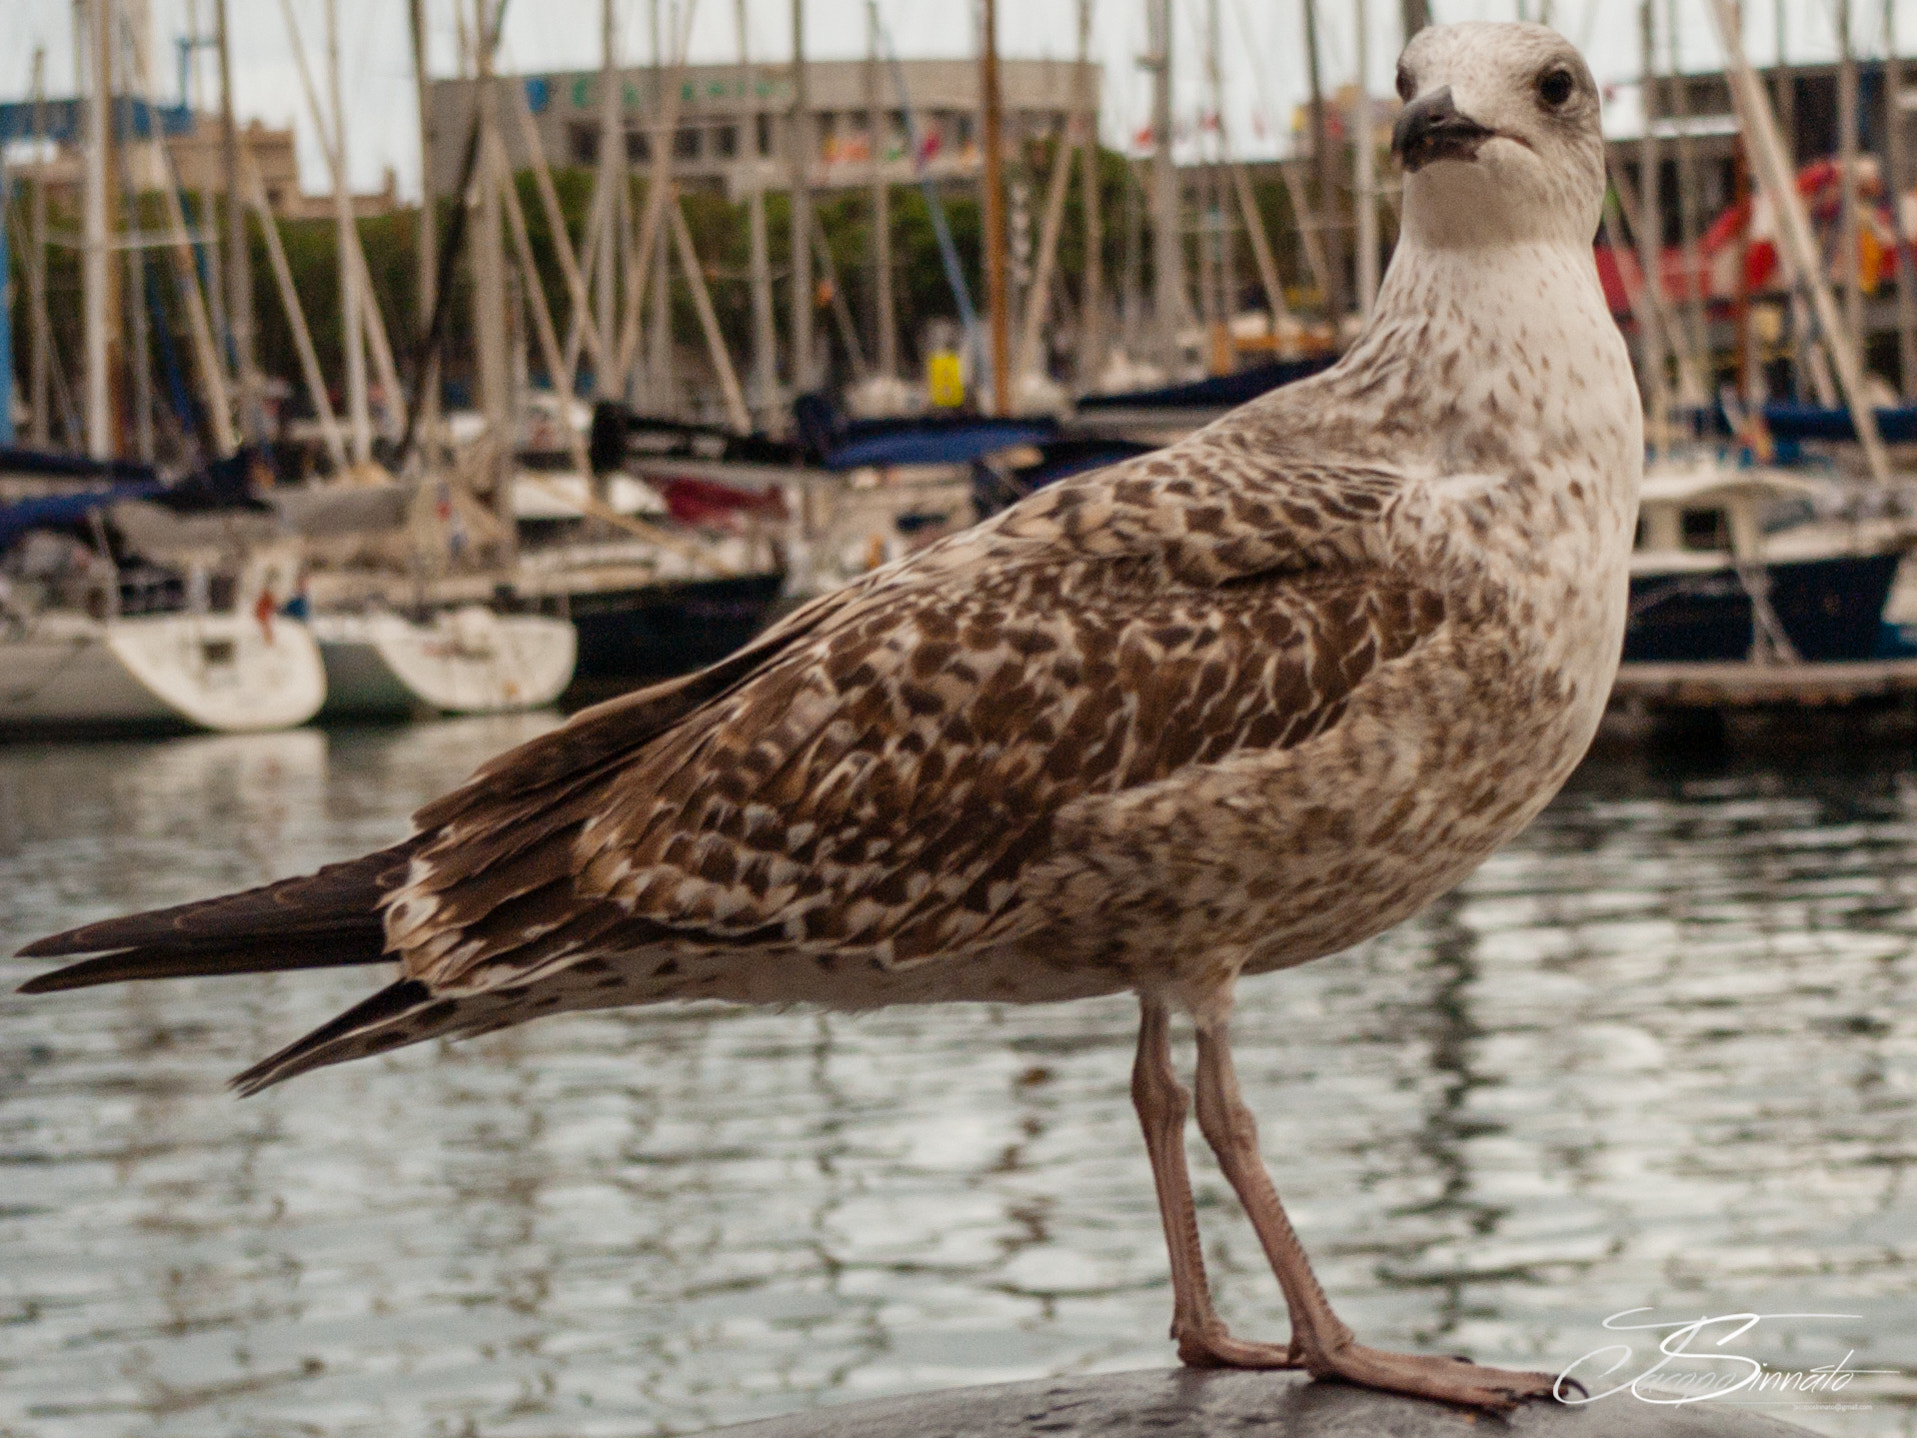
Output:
left=927, top=351, right=965, bottom=408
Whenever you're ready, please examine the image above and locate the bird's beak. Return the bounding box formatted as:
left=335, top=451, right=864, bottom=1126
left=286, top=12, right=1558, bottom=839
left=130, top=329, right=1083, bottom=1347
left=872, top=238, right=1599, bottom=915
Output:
left=1392, top=87, right=1498, bottom=172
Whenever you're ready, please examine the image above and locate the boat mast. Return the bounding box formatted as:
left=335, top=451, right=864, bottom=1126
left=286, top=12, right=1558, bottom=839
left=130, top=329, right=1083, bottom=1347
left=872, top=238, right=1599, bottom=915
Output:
left=980, top=0, right=1010, bottom=413
left=1886, top=0, right=1917, bottom=398
left=326, top=0, right=371, bottom=463
left=409, top=0, right=441, bottom=460
left=737, top=0, right=777, bottom=424
left=245, top=147, right=348, bottom=469
left=1837, top=0, right=1864, bottom=359
left=471, top=0, right=515, bottom=552
left=1668, top=0, right=1708, bottom=371
left=648, top=0, right=675, bottom=414
left=117, top=0, right=153, bottom=463
left=1303, top=0, right=1345, bottom=328
left=1637, top=0, right=1672, bottom=450
left=28, top=48, right=52, bottom=448
left=1121, top=158, right=1142, bottom=358
left=84, top=0, right=117, bottom=459
left=215, top=0, right=260, bottom=444
left=1074, top=0, right=1104, bottom=388
left=1773, top=0, right=1794, bottom=150
left=596, top=0, right=622, bottom=399
left=1015, top=56, right=1085, bottom=387
left=790, top=0, right=815, bottom=394
left=187, top=0, right=233, bottom=416
left=1707, top=0, right=1890, bottom=484
left=1354, top=0, right=1378, bottom=320
left=1147, top=0, right=1183, bottom=371
left=866, top=4, right=898, bottom=384
left=1201, top=0, right=1226, bottom=372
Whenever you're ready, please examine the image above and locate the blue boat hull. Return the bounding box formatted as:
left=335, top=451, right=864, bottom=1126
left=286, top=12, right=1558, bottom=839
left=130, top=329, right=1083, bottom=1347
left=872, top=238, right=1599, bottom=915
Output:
left=1624, top=552, right=1903, bottom=663
left=1762, top=403, right=1917, bottom=444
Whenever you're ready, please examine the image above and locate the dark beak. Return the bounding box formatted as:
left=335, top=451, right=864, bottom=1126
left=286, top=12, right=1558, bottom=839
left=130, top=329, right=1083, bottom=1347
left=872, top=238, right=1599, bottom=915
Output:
left=1392, top=86, right=1497, bottom=171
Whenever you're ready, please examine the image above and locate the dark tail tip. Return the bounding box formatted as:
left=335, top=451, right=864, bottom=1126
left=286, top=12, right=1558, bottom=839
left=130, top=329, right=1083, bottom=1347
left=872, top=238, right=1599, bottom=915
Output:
left=17, top=932, right=90, bottom=960
left=229, top=978, right=439, bottom=1097
left=16, top=967, right=94, bottom=995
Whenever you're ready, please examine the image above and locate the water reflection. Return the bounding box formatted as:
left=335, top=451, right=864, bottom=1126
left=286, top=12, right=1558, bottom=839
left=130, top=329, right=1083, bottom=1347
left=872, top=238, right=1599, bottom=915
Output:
left=1, top=724, right=1913, bottom=1437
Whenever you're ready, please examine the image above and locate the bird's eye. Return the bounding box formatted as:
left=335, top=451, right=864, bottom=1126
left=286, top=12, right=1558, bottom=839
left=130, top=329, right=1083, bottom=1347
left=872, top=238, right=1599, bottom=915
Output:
left=1396, top=64, right=1416, bottom=102
left=1538, top=67, right=1575, bottom=107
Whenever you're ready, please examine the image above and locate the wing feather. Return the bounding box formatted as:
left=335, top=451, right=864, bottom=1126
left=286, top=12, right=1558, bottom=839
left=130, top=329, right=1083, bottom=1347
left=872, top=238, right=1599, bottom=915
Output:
left=388, top=430, right=1430, bottom=990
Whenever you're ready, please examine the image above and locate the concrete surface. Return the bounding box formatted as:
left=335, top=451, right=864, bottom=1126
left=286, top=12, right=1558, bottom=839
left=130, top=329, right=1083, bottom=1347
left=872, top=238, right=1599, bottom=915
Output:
left=708, top=1368, right=1830, bottom=1437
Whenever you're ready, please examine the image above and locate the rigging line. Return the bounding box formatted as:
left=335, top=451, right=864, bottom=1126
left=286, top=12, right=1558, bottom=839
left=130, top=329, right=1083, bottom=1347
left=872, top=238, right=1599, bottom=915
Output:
left=396, top=0, right=512, bottom=467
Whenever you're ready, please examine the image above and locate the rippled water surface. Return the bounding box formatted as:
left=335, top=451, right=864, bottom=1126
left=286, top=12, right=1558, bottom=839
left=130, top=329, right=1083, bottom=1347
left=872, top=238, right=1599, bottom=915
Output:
left=2, top=716, right=1915, bottom=1437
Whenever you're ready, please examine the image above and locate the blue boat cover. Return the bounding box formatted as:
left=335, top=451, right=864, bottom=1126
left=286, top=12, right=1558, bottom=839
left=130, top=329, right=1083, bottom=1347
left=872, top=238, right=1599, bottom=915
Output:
left=821, top=419, right=1059, bottom=472
left=0, top=446, right=158, bottom=485
left=788, top=393, right=1060, bottom=472
left=0, top=447, right=270, bottom=549
left=0, top=482, right=165, bottom=547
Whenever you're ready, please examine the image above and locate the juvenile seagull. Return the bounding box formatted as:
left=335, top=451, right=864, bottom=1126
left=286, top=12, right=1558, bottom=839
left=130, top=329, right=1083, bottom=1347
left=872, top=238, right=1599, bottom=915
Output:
left=21, top=23, right=1637, bottom=1411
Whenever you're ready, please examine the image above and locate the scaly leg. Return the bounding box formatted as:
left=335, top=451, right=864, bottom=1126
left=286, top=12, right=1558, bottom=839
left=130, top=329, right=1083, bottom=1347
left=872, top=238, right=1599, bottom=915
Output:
left=1132, top=993, right=1298, bottom=1369
left=1190, top=997, right=1559, bottom=1412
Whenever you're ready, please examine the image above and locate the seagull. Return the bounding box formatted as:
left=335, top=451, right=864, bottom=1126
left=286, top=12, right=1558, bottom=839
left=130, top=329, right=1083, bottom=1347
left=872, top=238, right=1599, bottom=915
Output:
left=19, top=22, right=1638, bottom=1412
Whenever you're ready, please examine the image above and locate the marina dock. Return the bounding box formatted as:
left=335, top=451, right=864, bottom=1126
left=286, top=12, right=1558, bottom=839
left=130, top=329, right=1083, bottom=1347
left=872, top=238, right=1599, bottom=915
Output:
left=1612, top=657, right=1917, bottom=707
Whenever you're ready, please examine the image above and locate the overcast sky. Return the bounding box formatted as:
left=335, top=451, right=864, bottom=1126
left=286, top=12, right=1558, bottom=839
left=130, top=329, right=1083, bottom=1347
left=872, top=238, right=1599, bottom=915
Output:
left=1, top=0, right=1906, bottom=200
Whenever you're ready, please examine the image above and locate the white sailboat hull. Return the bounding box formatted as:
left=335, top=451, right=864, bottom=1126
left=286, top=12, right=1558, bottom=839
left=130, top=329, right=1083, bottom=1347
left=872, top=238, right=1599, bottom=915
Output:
left=312, top=608, right=576, bottom=717
left=0, top=610, right=328, bottom=732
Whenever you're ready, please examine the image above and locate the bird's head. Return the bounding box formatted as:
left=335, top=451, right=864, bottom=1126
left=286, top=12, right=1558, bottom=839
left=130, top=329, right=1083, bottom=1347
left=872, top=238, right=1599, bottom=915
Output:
left=1391, top=23, right=1605, bottom=249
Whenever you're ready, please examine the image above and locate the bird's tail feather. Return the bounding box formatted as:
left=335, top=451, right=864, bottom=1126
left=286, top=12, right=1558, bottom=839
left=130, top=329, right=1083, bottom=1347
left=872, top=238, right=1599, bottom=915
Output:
left=230, top=977, right=504, bottom=1096
left=16, top=843, right=418, bottom=994
left=16, top=930, right=389, bottom=993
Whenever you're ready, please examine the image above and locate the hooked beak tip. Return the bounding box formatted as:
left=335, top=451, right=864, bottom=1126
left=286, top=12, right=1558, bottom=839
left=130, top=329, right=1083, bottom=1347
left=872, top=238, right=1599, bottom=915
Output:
left=1392, top=85, right=1498, bottom=171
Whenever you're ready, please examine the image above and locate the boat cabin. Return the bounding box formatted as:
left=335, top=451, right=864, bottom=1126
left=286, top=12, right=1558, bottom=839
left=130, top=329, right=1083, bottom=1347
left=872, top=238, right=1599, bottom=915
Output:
left=1631, top=463, right=1823, bottom=572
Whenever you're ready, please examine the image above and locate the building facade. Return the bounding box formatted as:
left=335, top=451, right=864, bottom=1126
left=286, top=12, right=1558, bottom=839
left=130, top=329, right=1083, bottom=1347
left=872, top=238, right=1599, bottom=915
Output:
left=425, top=56, right=1100, bottom=199
left=0, top=105, right=392, bottom=220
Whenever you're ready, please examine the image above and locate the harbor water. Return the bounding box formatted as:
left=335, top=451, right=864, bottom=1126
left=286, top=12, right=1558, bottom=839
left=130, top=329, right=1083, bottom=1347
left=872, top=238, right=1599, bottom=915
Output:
left=1, top=715, right=1914, bottom=1437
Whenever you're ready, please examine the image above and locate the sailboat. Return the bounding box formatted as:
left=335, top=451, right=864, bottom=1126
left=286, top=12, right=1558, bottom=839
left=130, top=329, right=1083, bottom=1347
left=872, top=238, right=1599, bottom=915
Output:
left=0, top=484, right=325, bottom=733
left=309, top=605, right=575, bottom=718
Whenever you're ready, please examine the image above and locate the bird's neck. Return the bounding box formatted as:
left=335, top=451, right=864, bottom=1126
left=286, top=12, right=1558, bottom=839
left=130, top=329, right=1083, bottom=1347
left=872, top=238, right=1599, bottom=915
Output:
left=1320, top=234, right=1638, bottom=478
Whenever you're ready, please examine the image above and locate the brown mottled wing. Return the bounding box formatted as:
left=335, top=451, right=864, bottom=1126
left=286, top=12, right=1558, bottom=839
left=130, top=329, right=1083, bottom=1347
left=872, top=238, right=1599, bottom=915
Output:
left=385, top=433, right=1429, bottom=988
left=395, top=567, right=1442, bottom=989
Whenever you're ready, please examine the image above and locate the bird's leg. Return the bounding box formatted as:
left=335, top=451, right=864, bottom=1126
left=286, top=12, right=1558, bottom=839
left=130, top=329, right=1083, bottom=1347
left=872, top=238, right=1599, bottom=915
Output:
left=1132, top=993, right=1298, bottom=1369
left=1190, top=1000, right=1560, bottom=1411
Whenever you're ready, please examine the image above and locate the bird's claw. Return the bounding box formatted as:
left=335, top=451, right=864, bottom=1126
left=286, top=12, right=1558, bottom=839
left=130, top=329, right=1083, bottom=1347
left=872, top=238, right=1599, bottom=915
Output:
left=1302, top=1342, right=1564, bottom=1412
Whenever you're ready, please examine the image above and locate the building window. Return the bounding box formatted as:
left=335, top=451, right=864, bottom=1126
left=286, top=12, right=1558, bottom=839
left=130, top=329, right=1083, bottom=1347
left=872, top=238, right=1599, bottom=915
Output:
left=674, top=126, right=701, bottom=160
left=627, top=128, right=651, bottom=162
left=713, top=123, right=738, bottom=158
left=569, top=122, right=598, bottom=166
left=757, top=112, right=773, bottom=156
left=956, top=113, right=975, bottom=147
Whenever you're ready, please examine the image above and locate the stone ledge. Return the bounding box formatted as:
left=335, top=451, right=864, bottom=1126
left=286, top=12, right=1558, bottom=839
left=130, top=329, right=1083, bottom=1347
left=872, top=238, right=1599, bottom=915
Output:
left=708, top=1369, right=1828, bottom=1437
